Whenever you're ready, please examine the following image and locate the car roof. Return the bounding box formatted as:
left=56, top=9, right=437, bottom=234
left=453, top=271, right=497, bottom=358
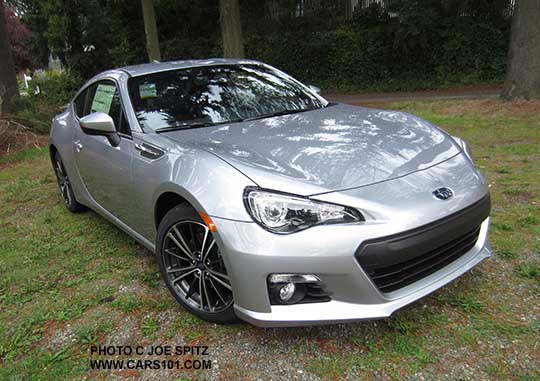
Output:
left=115, top=58, right=265, bottom=77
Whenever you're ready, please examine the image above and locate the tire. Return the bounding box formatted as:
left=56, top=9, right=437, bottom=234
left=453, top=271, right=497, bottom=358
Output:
left=53, top=152, right=86, bottom=213
left=157, top=204, right=237, bottom=323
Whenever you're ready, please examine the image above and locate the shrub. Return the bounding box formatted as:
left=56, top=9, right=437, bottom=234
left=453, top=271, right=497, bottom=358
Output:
left=28, top=70, right=83, bottom=106
left=11, top=71, right=82, bottom=134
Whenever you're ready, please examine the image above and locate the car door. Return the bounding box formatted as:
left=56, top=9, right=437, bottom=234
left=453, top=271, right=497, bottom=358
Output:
left=73, top=79, right=134, bottom=223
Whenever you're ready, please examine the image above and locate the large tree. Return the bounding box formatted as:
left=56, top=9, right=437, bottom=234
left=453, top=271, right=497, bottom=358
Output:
left=219, top=0, right=244, bottom=58
left=502, top=0, right=540, bottom=100
left=0, top=0, right=19, bottom=115
left=141, top=0, right=161, bottom=62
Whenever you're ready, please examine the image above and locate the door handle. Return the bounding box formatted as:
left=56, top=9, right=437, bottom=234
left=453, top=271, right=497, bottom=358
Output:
left=74, top=140, right=83, bottom=152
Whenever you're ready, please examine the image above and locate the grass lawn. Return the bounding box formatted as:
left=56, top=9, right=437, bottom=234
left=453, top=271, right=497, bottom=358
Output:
left=1, top=99, right=539, bottom=380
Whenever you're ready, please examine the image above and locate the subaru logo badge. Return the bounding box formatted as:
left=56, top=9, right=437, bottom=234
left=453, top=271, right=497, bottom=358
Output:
left=433, top=187, right=454, bottom=200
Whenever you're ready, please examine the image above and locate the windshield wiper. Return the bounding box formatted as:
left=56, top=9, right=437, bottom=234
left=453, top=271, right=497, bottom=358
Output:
left=154, top=107, right=324, bottom=133
left=155, top=119, right=243, bottom=133
left=242, top=107, right=319, bottom=122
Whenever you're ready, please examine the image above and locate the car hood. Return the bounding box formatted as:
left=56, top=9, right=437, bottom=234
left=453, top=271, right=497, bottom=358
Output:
left=163, top=103, right=461, bottom=196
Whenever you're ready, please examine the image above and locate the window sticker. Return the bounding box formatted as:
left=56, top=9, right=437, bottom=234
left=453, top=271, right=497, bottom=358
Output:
left=91, top=84, right=116, bottom=114
left=139, top=83, right=157, bottom=99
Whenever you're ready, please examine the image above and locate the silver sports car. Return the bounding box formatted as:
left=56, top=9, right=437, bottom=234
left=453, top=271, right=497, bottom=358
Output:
left=49, top=59, right=491, bottom=327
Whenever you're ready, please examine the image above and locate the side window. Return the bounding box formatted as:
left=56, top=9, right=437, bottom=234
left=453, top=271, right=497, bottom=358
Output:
left=82, top=83, right=98, bottom=117
left=86, top=80, right=131, bottom=135
left=90, top=82, right=116, bottom=115
left=109, top=89, right=130, bottom=135
left=117, top=111, right=130, bottom=135
left=74, top=89, right=88, bottom=117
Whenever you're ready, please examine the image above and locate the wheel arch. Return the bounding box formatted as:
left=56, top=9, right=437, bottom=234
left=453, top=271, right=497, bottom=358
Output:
left=155, top=191, right=193, bottom=229
left=49, top=144, right=58, bottom=163
left=153, top=184, right=207, bottom=230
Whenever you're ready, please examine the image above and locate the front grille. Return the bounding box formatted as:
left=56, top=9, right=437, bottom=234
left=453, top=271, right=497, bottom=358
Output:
left=355, top=194, right=490, bottom=294
left=364, top=225, right=481, bottom=293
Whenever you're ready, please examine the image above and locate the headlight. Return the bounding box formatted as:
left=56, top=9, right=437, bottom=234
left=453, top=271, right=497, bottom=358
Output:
left=244, top=188, right=364, bottom=234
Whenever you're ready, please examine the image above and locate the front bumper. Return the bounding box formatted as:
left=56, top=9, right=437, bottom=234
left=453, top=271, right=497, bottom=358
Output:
left=212, top=208, right=491, bottom=328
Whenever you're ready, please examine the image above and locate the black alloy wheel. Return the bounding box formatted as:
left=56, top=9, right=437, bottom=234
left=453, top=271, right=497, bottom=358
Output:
left=157, top=205, right=236, bottom=323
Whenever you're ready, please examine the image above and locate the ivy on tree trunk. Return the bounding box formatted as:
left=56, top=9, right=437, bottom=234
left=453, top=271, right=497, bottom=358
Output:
left=502, top=0, right=540, bottom=100
left=0, top=0, right=19, bottom=115
left=220, top=0, right=244, bottom=59
left=141, top=0, right=161, bottom=62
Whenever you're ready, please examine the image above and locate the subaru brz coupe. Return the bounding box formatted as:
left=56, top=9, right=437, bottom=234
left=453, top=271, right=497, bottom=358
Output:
left=49, top=59, right=491, bottom=326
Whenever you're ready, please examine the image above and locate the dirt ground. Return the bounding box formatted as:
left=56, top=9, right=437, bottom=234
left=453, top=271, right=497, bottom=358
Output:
left=324, top=84, right=503, bottom=104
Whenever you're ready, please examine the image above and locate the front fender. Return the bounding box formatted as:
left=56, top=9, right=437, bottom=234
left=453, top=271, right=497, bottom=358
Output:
left=161, top=149, right=256, bottom=220
left=132, top=141, right=256, bottom=242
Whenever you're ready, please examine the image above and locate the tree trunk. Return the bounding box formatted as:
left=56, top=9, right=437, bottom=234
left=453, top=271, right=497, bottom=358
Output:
left=220, top=0, right=245, bottom=58
left=501, top=0, right=540, bottom=100
left=344, top=0, right=354, bottom=19
left=0, top=0, right=19, bottom=115
left=141, top=0, right=161, bottom=62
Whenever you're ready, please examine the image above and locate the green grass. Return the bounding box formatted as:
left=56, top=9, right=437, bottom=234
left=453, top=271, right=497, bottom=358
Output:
left=1, top=98, right=539, bottom=380
left=142, top=317, right=159, bottom=336
left=518, top=216, right=539, bottom=228
left=518, top=263, right=540, bottom=280
left=110, top=295, right=144, bottom=313
left=0, top=146, right=47, bottom=167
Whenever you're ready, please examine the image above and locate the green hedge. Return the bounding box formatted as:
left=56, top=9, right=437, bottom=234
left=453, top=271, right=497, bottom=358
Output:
left=161, top=14, right=509, bottom=92
left=431, top=21, right=509, bottom=85
left=247, top=29, right=392, bottom=90
left=244, top=19, right=509, bottom=91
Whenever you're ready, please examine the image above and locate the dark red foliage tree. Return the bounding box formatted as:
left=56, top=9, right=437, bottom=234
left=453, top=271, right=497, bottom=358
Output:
left=4, top=5, right=35, bottom=71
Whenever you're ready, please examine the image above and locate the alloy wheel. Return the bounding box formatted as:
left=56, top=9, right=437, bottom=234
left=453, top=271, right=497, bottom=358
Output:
left=54, top=157, right=73, bottom=206
left=162, top=220, right=233, bottom=313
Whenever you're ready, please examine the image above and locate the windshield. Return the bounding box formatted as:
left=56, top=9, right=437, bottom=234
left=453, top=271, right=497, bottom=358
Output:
left=128, top=64, right=328, bottom=132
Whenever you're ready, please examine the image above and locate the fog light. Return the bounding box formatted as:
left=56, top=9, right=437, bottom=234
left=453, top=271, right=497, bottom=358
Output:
left=279, top=282, right=296, bottom=302
left=267, top=273, right=331, bottom=305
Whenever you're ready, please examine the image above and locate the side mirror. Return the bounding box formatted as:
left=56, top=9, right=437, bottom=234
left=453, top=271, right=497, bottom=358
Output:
left=309, top=85, right=321, bottom=95
left=79, top=112, right=120, bottom=146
